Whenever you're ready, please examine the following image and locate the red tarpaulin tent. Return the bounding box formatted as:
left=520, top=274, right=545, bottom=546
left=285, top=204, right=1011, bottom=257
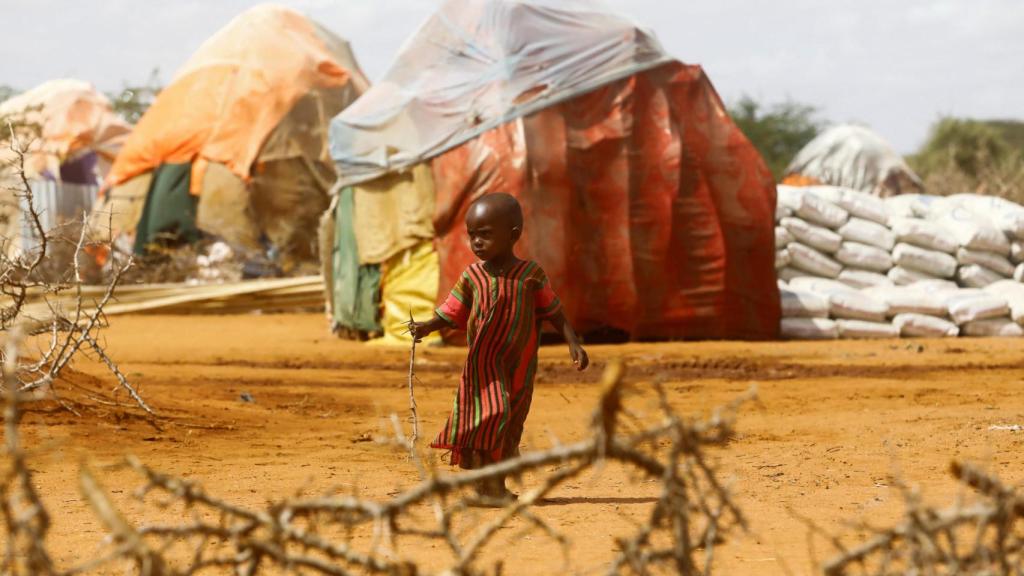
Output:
left=327, top=0, right=779, bottom=341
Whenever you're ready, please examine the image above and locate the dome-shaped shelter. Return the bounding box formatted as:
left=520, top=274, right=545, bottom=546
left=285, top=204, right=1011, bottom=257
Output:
left=1, top=79, right=131, bottom=253
left=783, top=124, right=924, bottom=197
left=0, top=78, right=130, bottom=182
left=92, top=5, right=369, bottom=269
left=323, top=0, right=779, bottom=342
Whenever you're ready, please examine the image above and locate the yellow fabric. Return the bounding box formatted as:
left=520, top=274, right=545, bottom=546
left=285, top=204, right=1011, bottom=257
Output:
left=0, top=79, right=131, bottom=180
left=369, top=240, right=441, bottom=346
left=352, top=163, right=436, bottom=264
left=104, top=5, right=366, bottom=193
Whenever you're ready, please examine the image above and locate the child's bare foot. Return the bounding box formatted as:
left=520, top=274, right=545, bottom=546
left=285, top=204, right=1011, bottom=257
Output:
left=470, top=477, right=517, bottom=507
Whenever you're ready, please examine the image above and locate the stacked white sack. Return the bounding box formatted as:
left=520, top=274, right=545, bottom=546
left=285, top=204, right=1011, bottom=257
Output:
left=776, top=187, right=849, bottom=282
left=788, top=242, right=842, bottom=278
left=779, top=286, right=830, bottom=318
left=806, top=185, right=889, bottom=225
left=926, top=198, right=1013, bottom=288
left=789, top=278, right=889, bottom=322
left=781, top=217, right=842, bottom=253
left=984, top=280, right=1024, bottom=325
left=934, top=194, right=1024, bottom=242
left=838, top=269, right=892, bottom=289
left=837, top=218, right=896, bottom=250
left=864, top=283, right=959, bottom=338
left=775, top=187, right=1024, bottom=339
left=777, top=186, right=849, bottom=229
left=942, top=289, right=1019, bottom=336
left=888, top=218, right=957, bottom=283
left=781, top=318, right=839, bottom=340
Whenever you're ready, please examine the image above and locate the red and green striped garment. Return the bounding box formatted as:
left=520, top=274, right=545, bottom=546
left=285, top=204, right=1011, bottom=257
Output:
left=431, top=260, right=562, bottom=467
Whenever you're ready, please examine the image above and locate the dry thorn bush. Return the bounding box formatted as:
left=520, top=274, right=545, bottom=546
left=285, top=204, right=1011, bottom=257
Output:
left=816, top=461, right=1024, bottom=575
left=1, top=125, right=152, bottom=416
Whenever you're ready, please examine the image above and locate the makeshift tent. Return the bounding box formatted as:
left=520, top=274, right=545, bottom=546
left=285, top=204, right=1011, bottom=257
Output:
left=783, top=124, right=924, bottom=197
left=0, top=79, right=130, bottom=183
left=324, top=0, right=779, bottom=342
left=0, top=79, right=131, bottom=253
left=92, top=5, right=368, bottom=269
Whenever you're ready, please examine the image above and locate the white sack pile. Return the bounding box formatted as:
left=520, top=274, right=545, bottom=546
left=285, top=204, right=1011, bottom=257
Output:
left=776, top=186, right=1024, bottom=339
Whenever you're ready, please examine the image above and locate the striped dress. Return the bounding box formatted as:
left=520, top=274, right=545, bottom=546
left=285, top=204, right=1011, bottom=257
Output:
left=431, top=260, right=562, bottom=467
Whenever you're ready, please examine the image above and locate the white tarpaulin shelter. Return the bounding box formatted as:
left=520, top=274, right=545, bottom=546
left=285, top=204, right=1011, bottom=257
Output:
left=784, top=124, right=924, bottom=197
left=328, top=0, right=673, bottom=186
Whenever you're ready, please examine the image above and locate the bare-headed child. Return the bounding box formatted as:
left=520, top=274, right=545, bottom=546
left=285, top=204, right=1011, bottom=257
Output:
left=410, top=193, right=588, bottom=501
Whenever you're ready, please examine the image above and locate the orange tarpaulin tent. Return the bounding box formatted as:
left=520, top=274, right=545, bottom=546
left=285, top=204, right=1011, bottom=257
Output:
left=106, top=5, right=364, bottom=193
left=94, top=5, right=368, bottom=267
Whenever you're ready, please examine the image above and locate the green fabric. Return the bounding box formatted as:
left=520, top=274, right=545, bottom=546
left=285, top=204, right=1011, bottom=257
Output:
left=332, top=187, right=381, bottom=332
left=133, top=163, right=200, bottom=254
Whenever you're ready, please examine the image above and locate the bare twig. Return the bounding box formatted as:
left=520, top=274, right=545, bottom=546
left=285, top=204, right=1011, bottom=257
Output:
left=0, top=329, right=57, bottom=575
left=406, top=309, right=419, bottom=446
left=821, top=461, right=1024, bottom=575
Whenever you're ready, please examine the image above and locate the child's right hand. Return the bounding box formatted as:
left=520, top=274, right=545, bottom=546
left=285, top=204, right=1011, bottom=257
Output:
left=408, top=317, right=443, bottom=342
left=408, top=321, right=428, bottom=342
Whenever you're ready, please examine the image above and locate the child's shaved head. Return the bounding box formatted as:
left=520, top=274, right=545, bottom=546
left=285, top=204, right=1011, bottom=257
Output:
left=465, top=193, right=524, bottom=263
left=469, top=193, right=523, bottom=230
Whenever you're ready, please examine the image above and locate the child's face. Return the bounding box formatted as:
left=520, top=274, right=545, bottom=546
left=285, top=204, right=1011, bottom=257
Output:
left=465, top=203, right=519, bottom=262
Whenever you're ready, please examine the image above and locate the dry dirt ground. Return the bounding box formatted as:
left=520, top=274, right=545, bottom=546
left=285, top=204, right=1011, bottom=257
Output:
left=17, top=313, right=1024, bottom=574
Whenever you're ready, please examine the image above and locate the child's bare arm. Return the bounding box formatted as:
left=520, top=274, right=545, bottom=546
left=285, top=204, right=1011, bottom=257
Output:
left=409, top=315, right=450, bottom=342
left=545, top=310, right=589, bottom=371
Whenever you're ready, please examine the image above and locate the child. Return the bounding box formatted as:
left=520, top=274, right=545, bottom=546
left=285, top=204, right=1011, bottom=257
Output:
left=410, top=193, right=588, bottom=501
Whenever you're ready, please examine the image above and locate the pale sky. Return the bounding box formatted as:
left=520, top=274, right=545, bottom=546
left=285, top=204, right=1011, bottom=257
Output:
left=2, top=0, right=1021, bottom=152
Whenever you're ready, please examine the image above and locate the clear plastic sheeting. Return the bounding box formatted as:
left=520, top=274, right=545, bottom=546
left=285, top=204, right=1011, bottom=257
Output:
left=329, top=0, right=672, bottom=186
left=782, top=124, right=924, bottom=197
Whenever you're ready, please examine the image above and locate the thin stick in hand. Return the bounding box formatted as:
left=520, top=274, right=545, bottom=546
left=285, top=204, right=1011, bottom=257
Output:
left=406, top=310, right=419, bottom=446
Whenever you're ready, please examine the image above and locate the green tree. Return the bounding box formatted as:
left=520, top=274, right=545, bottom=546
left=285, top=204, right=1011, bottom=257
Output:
left=729, top=96, right=824, bottom=180
left=909, top=117, right=1024, bottom=200
left=0, top=85, right=16, bottom=104
left=106, top=69, right=162, bottom=124
left=911, top=118, right=1010, bottom=179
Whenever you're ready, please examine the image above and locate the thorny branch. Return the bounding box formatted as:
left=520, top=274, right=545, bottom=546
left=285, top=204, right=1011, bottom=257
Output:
left=1, top=124, right=151, bottom=416
left=821, top=461, right=1024, bottom=575
left=0, top=330, right=58, bottom=575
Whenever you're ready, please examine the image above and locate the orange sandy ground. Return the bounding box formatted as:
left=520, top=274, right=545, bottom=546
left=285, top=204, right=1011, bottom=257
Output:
left=16, top=314, right=1024, bottom=574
